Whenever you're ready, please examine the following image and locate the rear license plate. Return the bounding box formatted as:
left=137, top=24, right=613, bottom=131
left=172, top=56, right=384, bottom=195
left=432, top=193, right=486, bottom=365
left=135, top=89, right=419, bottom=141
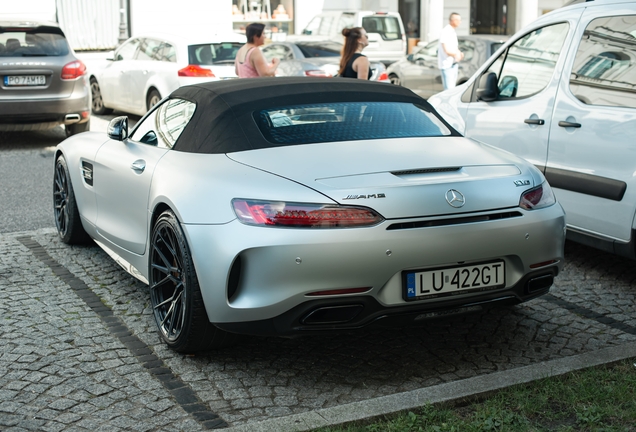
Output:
left=404, top=261, right=505, bottom=301
left=4, top=75, right=46, bottom=86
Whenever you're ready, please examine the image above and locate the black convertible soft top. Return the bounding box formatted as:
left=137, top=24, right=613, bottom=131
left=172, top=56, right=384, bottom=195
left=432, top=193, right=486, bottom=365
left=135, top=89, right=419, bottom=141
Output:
left=171, top=77, right=458, bottom=154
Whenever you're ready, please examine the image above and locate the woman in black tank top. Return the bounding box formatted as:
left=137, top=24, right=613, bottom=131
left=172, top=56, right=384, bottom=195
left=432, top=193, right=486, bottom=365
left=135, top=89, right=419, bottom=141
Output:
left=339, top=27, right=372, bottom=80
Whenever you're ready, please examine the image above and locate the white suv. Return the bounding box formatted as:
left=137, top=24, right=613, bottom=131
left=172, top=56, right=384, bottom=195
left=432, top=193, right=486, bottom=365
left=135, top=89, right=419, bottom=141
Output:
left=429, top=0, right=636, bottom=259
left=288, top=11, right=406, bottom=65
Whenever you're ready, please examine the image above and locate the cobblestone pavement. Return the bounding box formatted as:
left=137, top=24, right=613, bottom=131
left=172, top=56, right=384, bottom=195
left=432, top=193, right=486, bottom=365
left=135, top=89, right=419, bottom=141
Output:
left=1, top=228, right=635, bottom=431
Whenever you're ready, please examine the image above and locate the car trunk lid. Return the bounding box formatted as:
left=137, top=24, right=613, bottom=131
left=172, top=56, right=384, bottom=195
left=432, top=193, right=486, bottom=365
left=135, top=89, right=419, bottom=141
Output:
left=227, top=137, right=535, bottom=219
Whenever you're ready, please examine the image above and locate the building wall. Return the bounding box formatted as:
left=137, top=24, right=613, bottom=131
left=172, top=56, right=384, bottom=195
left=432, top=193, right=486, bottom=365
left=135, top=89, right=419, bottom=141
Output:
left=129, top=0, right=232, bottom=37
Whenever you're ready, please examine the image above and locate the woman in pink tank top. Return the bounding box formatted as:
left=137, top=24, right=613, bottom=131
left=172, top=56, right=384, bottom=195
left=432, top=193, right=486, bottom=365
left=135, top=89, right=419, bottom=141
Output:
left=234, top=23, right=280, bottom=78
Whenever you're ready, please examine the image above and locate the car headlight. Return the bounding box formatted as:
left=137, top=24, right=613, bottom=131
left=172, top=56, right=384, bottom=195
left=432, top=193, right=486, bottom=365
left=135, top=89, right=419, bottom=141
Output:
left=519, top=182, right=556, bottom=210
left=232, top=199, right=384, bottom=228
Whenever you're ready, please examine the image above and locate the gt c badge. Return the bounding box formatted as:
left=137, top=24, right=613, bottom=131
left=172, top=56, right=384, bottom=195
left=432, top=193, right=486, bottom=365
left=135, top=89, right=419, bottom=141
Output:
left=514, top=180, right=531, bottom=187
left=445, top=189, right=465, bottom=208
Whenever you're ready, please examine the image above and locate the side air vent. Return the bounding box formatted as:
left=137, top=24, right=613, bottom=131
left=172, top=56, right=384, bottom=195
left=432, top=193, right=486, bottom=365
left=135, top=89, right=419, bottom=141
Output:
left=392, top=167, right=461, bottom=176
left=387, top=211, right=523, bottom=230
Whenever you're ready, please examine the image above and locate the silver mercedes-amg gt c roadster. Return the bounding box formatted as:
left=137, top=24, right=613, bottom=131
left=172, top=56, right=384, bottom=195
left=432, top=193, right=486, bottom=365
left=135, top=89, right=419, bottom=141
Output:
left=53, top=77, right=566, bottom=353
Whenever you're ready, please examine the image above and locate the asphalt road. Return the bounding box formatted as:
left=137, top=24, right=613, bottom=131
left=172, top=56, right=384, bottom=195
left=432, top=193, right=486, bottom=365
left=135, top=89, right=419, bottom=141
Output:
left=0, top=114, right=138, bottom=234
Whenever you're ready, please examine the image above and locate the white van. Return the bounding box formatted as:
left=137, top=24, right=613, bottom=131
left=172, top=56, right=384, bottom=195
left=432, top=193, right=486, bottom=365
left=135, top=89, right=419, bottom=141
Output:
left=289, top=10, right=406, bottom=65
left=428, top=0, right=636, bottom=259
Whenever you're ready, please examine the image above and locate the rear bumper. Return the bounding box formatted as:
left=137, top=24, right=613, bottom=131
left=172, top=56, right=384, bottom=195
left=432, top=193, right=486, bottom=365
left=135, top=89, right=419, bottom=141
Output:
left=216, top=267, right=558, bottom=336
left=0, top=77, right=90, bottom=131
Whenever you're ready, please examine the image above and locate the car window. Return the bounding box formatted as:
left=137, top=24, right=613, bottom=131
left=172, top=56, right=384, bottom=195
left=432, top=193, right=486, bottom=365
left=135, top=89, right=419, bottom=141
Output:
left=261, top=44, right=293, bottom=61
left=304, top=16, right=335, bottom=36
left=188, top=43, right=242, bottom=65
left=295, top=42, right=341, bottom=58
left=487, top=23, right=569, bottom=99
left=362, top=16, right=402, bottom=41
left=413, top=40, right=437, bottom=61
left=115, top=38, right=140, bottom=61
left=254, top=102, right=450, bottom=145
left=130, top=98, right=196, bottom=149
left=137, top=38, right=163, bottom=61
left=160, top=42, right=176, bottom=62
left=490, top=42, right=505, bottom=56
left=338, top=14, right=356, bottom=33
left=459, top=40, right=475, bottom=61
left=569, top=15, right=636, bottom=109
left=0, top=29, right=69, bottom=57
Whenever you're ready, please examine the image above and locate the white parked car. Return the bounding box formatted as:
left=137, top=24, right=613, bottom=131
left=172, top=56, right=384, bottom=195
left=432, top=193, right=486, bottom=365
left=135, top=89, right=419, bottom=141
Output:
left=89, top=32, right=245, bottom=116
left=287, top=11, right=406, bottom=65
left=429, top=0, right=636, bottom=259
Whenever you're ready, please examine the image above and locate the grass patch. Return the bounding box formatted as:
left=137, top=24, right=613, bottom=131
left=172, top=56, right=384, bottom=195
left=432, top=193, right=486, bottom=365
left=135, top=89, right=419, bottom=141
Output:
left=315, top=358, right=636, bottom=432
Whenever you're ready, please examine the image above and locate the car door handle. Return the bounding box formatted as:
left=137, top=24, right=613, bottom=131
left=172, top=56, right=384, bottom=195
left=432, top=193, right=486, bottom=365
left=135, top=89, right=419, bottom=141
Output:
left=558, top=121, right=581, bottom=128
left=524, top=118, right=545, bottom=125
left=131, top=159, right=146, bottom=173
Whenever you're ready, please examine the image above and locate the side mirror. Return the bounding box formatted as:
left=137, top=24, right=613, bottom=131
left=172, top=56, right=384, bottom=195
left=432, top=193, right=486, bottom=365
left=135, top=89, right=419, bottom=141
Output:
left=302, top=29, right=312, bottom=35
left=406, top=54, right=414, bottom=62
left=476, top=72, right=499, bottom=102
left=107, top=116, right=128, bottom=141
left=499, top=75, right=518, bottom=98
left=105, top=50, right=115, bottom=61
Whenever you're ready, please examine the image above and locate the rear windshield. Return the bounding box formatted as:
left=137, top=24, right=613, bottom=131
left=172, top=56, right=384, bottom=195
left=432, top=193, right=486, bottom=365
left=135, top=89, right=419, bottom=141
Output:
left=188, top=43, right=242, bottom=65
left=0, top=30, right=69, bottom=57
left=296, top=42, right=341, bottom=58
left=254, top=102, right=450, bottom=145
left=362, top=16, right=402, bottom=41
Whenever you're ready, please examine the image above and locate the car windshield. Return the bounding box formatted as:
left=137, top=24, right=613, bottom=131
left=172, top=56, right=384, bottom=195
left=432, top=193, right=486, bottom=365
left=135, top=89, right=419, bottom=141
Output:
left=0, top=30, right=69, bottom=56
left=188, top=42, right=242, bottom=65
left=296, top=42, right=342, bottom=58
left=255, top=102, right=451, bottom=145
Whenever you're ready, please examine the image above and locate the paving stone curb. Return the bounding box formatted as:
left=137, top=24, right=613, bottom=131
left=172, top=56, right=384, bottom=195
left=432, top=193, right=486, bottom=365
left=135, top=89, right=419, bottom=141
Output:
left=223, top=342, right=636, bottom=431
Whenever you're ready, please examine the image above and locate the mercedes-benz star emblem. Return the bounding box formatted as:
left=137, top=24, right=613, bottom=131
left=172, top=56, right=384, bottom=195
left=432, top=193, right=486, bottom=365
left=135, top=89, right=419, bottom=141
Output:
left=445, top=189, right=466, bottom=208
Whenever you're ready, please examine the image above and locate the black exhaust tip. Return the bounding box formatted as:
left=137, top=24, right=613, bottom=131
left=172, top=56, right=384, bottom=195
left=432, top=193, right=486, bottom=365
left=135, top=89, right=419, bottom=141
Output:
left=526, top=274, right=554, bottom=294
left=302, top=304, right=364, bottom=325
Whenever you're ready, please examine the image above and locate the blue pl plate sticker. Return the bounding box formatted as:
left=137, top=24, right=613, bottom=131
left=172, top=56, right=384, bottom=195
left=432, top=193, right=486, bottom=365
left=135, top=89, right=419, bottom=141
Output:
left=406, top=273, right=416, bottom=298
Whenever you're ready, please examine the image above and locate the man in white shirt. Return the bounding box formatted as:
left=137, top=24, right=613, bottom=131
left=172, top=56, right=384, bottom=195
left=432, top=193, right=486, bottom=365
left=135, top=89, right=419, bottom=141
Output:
left=438, top=12, right=464, bottom=90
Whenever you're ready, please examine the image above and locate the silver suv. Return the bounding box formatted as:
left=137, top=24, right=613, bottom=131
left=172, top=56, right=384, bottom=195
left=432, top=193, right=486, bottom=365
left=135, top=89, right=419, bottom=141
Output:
left=429, top=0, right=636, bottom=259
left=0, top=20, right=90, bottom=136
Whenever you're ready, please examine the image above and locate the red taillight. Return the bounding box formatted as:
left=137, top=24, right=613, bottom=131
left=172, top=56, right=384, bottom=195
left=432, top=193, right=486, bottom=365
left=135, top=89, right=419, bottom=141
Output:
left=529, top=259, right=558, bottom=269
left=377, top=71, right=389, bottom=81
left=232, top=199, right=384, bottom=228
left=178, top=65, right=215, bottom=77
left=61, top=60, right=86, bottom=80
left=519, top=182, right=556, bottom=210
left=304, top=70, right=332, bottom=77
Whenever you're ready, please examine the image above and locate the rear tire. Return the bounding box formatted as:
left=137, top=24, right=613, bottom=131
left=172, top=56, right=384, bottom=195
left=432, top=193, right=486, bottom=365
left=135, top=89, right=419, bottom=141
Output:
left=149, top=210, right=235, bottom=352
left=65, top=120, right=90, bottom=137
left=146, top=89, right=161, bottom=112
left=389, top=74, right=401, bottom=86
left=53, top=155, right=90, bottom=244
left=90, top=78, right=113, bottom=115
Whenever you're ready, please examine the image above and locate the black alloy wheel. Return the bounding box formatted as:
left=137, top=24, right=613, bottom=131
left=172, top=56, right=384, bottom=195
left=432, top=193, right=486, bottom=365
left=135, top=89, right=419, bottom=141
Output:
left=149, top=210, right=233, bottom=352
left=53, top=155, right=89, bottom=244
left=389, top=74, right=401, bottom=86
